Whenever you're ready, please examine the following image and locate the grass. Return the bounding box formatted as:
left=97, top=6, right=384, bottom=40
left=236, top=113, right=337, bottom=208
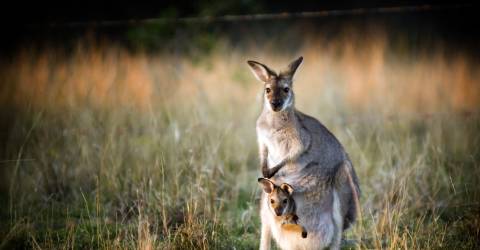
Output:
left=0, top=33, right=479, bottom=249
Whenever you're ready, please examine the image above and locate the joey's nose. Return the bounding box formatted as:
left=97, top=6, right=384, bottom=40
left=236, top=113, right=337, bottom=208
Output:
left=274, top=208, right=282, bottom=216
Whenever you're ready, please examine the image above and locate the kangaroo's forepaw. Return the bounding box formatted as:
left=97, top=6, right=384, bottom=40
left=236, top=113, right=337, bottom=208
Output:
left=262, top=170, right=270, bottom=178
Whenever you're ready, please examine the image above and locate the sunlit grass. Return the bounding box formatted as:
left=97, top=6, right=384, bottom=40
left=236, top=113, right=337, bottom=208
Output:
left=0, top=34, right=479, bottom=249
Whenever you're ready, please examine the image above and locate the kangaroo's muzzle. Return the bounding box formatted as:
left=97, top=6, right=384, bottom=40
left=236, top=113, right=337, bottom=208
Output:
left=270, top=100, right=283, bottom=111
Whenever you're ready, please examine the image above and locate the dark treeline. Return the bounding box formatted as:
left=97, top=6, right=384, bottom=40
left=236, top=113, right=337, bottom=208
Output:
left=0, top=1, right=479, bottom=58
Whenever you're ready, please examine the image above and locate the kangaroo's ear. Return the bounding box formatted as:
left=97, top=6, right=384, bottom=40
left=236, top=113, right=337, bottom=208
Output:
left=247, top=60, right=276, bottom=82
left=280, top=183, right=294, bottom=195
left=281, top=56, right=303, bottom=79
left=258, top=178, right=275, bottom=193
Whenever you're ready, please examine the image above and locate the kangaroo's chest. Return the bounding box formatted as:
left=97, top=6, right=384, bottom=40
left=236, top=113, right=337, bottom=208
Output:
left=258, top=125, right=302, bottom=165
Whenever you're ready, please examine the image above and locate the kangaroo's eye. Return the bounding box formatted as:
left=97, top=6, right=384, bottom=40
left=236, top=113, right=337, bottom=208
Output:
left=265, top=88, right=271, bottom=94
left=283, top=87, right=290, bottom=93
left=283, top=199, right=287, bottom=204
left=270, top=199, right=275, bottom=204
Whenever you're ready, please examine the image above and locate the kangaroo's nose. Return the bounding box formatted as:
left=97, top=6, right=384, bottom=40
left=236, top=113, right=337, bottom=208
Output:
left=270, top=100, right=283, bottom=109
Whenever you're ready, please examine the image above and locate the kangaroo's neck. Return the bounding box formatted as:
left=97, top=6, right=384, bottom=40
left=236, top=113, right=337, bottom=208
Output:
left=261, top=107, right=297, bottom=129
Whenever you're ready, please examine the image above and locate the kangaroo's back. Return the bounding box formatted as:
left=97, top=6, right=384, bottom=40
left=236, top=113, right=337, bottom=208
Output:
left=290, top=110, right=361, bottom=229
left=294, top=111, right=346, bottom=168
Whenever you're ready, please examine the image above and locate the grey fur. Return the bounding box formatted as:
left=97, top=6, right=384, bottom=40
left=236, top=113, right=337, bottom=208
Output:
left=249, top=57, right=360, bottom=249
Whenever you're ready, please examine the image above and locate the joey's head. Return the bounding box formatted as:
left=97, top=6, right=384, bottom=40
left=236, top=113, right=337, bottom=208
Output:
left=258, top=178, right=295, bottom=216
left=247, top=57, right=303, bottom=112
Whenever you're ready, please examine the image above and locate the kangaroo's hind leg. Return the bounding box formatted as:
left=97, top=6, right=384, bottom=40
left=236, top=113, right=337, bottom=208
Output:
left=329, top=190, right=344, bottom=250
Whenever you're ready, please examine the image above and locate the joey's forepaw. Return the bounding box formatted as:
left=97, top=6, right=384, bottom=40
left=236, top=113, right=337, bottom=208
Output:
left=302, top=231, right=307, bottom=238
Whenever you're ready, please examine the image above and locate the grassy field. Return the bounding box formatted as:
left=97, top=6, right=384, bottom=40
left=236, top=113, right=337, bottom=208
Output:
left=1, top=33, right=479, bottom=249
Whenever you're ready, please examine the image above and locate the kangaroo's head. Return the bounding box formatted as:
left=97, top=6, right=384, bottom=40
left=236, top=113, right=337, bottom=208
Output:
left=247, top=57, right=303, bottom=112
left=258, top=178, right=295, bottom=216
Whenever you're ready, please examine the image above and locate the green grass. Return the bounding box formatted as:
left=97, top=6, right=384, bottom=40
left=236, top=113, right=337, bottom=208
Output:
left=1, top=42, right=479, bottom=249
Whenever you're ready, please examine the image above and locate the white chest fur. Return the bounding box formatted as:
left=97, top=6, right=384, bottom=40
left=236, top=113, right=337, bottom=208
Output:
left=257, top=127, right=290, bottom=166
left=257, top=121, right=307, bottom=166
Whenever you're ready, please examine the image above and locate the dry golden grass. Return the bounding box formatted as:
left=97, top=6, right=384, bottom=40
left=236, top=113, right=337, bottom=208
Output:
left=2, top=32, right=479, bottom=113
left=0, top=32, right=479, bottom=249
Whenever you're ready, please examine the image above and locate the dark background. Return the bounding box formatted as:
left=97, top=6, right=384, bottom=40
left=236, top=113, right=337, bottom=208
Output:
left=1, top=1, right=480, bottom=249
left=1, top=1, right=478, bottom=56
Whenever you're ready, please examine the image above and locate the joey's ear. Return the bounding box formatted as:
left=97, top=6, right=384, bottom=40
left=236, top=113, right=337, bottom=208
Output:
left=280, top=183, right=294, bottom=195
left=247, top=60, right=276, bottom=82
left=258, top=178, right=275, bottom=194
left=281, top=56, right=303, bottom=79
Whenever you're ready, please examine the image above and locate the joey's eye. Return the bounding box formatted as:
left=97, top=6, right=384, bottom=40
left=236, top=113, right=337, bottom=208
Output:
left=265, top=88, right=271, bottom=94
left=283, top=199, right=287, bottom=204
left=270, top=199, right=275, bottom=204
left=283, top=87, right=290, bottom=93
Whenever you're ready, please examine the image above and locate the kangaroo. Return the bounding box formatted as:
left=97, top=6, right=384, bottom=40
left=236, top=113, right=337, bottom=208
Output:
left=258, top=177, right=308, bottom=239
left=248, top=57, right=360, bottom=250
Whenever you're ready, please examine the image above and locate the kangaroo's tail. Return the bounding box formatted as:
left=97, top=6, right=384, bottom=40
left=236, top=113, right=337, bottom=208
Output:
left=338, top=160, right=361, bottom=230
